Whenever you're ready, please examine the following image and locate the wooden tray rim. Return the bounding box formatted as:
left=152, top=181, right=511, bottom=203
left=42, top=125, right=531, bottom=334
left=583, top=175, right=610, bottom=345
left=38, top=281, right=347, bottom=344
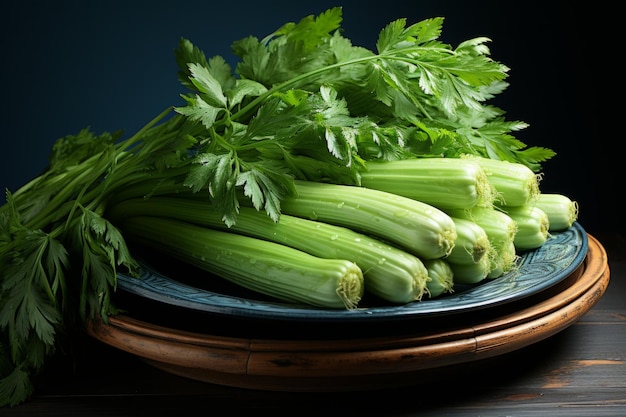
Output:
left=85, top=234, right=609, bottom=390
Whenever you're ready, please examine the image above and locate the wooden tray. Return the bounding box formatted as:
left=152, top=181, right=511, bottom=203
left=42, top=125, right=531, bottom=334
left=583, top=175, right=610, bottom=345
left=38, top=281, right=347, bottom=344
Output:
left=85, top=234, right=609, bottom=391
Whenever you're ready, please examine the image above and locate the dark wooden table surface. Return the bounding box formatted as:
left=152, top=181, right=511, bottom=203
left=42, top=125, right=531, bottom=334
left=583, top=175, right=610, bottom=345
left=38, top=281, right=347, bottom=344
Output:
left=3, top=232, right=624, bottom=417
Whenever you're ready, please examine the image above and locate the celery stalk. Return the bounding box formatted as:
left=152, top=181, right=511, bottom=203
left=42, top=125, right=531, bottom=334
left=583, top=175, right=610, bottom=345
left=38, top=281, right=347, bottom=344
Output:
left=423, top=259, right=455, bottom=298
left=109, top=179, right=458, bottom=260
left=487, top=241, right=519, bottom=279
left=504, top=205, right=550, bottom=251
left=445, top=217, right=493, bottom=265
left=280, top=180, right=457, bottom=260
left=535, top=193, right=579, bottom=231
left=445, top=206, right=518, bottom=279
left=359, top=157, right=497, bottom=209
left=119, top=216, right=364, bottom=309
left=448, top=253, right=492, bottom=284
left=463, top=155, right=540, bottom=207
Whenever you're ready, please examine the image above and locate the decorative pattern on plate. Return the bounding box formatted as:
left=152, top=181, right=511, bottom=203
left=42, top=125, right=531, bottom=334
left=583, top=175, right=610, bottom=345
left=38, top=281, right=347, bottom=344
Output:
left=116, top=222, right=588, bottom=322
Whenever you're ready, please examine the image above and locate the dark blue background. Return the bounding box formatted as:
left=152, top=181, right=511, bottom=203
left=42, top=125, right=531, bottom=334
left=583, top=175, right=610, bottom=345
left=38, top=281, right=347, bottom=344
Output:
left=1, top=1, right=613, bottom=234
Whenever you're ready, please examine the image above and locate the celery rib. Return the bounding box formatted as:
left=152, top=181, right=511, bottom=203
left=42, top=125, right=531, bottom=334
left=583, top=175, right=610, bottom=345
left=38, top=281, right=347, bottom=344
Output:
left=504, top=205, right=550, bottom=251
left=464, top=155, right=540, bottom=207
left=423, top=259, right=455, bottom=298
left=281, top=180, right=457, bottom=260
left=535, top=193, right=578, bottom=231
left=360, top=157, right=497, bottom=209
left=120, top=216, right=364, bottom=309
left=445, top=206, right=518, bottom=279
left=445, top=217, right=493, bottom=265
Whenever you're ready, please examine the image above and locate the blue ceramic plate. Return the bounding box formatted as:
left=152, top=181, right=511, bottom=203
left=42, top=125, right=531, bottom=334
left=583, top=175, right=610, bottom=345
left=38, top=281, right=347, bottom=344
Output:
left=116, top=222, right=588, bottom=322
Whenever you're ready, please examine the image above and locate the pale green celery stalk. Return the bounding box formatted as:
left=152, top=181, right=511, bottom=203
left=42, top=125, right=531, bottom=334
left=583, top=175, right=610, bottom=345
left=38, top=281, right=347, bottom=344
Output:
left=359, top=157, right=497, bottom=209
left=422, top=258, right=454, bottom=298
left=279, top=180, right=457, bottom=260
left=445, top=207, right=517, bottom=250
left=462, top=155, right=540, bottom=207
left=448, top=251, right=492, bottom=284
left=445, top=217, right=493, bottom=265
left=504, top=205, right=550, bottom=251
left=107, top=197, right=430, bottom=304
left=486, top=241, right=519, bottom=279
left=120, top=216, right=364, bottom=309
left=535, top=193, right=579, bottom=231
left=445, top=206, right=518, bottom=279
left=444, top=216, right=497, bottom=283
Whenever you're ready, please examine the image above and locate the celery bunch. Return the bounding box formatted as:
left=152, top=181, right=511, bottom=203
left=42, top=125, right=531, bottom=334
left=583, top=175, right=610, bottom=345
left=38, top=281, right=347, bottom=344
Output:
left=108, top=197, right=431, bottom=304
left=0, top=7, right=568, bottom=406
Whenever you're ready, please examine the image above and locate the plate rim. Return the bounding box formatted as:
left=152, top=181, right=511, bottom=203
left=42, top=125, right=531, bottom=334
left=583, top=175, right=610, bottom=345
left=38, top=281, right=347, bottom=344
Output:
left=116, top=222, right=589, bottom=322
